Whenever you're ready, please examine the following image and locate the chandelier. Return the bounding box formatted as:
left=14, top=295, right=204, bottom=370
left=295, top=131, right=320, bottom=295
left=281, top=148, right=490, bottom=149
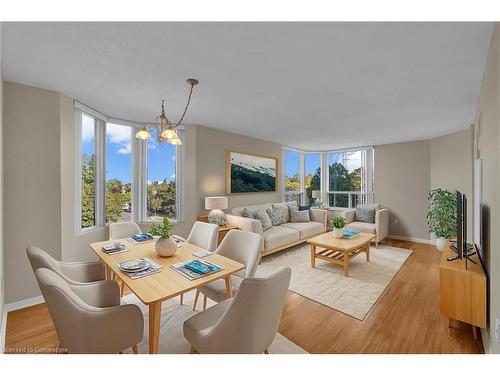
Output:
left=135, top=78, right=199, bottom=145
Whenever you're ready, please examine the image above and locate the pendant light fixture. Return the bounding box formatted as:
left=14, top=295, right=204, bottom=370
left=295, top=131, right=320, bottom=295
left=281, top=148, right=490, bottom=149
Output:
left=135, top=78, right=199, bottom=145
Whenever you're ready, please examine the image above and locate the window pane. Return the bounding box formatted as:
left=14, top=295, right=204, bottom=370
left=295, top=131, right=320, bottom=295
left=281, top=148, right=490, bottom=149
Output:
left=81, top=114, right=96, bottom=228
left=304, top=153, right=321, bottom=204
left=147, top=129, right=177, bottom=221
left=285, top=150, right=301, bottom=192
left=106, top=123, right=132, bottom=223
left=328, top=150, right=364, bottom=208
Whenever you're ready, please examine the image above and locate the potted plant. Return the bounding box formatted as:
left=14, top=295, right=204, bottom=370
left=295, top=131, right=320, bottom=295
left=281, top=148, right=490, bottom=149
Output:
left=427, top=188, right=456, bottom=251
left=149, top=217, right=177, bottom=257
left=331, top=216, right=346, bottom=239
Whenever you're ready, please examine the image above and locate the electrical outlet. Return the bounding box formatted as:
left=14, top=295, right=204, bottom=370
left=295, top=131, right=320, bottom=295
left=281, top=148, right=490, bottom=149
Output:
left=496, top=318, right=500, bottom=344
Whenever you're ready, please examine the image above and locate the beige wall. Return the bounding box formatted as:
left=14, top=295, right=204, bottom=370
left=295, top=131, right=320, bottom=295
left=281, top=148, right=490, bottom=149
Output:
left=194, top=125, right=282, bottom=216
left=473, top=23, right=500, bottom=354
left=430, top=128, right=473, bottom=239
left=3, top=82, right=63, bottom=303
left=374, top=140, right=431, bottom=240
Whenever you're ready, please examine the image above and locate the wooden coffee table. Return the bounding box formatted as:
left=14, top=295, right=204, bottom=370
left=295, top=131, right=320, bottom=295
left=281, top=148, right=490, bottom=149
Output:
left=307, top=232, right=375, bottom=277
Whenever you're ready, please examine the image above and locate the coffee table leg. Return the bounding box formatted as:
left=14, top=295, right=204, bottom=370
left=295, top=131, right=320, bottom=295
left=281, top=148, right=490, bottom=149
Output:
left=310, top=243, right=316, bottom=268
left=344, top=252, right=350, bottom=277
left=366, top=243, right=370, bottom=262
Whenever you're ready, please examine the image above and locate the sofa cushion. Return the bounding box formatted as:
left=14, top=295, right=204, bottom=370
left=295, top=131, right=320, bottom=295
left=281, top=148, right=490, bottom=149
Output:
left=298, top=205, right=312, bottom=211
left=281, top=221, right=324, bottom=239
left=254, top=209, right=272, bottom=231
left=290, top=209, right=310, bottom=223
left=347, top=221, right=376, bottom=234
left=242, top=207, right=259, bottom=219
left=263, top=226, right=300, bottom=251
left=272, top=202, right=295, bottom=223
left=355, top=207, right=376, bottom=223
left=358, top=203, right=381, bottom=211
left=266, top=207, right=285, bottom=226
left=232, top=204, right=272, bottom=217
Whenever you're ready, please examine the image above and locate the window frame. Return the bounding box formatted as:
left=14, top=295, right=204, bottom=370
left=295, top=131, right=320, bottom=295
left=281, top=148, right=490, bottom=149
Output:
left=74, top=104, right=184, bottom=235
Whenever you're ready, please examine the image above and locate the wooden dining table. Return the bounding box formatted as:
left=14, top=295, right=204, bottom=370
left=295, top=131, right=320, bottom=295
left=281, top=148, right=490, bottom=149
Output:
left=89, top=238, right=244, bottom=354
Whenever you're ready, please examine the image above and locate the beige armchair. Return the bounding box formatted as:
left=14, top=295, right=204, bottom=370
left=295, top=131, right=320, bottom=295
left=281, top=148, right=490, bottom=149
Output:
left=193, top=230, right=262, bottom=311
left=184, top=267, right=291, bottom=354
left=35, top=268, right=143, bottom=354
left=344, top=204, right=390, bottom=247
left=27, top=246, right=105, bottom=284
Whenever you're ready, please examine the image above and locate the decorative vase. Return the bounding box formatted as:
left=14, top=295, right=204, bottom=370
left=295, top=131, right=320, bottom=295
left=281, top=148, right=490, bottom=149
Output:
left=208, top=208, right=226, bottom=226
left=333, top=228, right=344, bottom=239
left=435, top=237, right=447, bottom=252
left=155, top=237, right=177, bottom=257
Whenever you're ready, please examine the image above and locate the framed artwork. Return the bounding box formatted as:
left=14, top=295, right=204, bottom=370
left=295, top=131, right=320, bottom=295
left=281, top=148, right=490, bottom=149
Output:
left=226, top=150, right=278, bottom=194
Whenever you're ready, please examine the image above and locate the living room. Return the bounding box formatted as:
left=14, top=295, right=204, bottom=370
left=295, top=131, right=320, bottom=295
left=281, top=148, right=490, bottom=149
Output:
left=1, top=1, right=500, bottom=373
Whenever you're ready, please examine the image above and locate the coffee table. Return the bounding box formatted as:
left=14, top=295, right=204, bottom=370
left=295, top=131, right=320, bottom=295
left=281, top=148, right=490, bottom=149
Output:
left=307, top=232, right=375, bottom=277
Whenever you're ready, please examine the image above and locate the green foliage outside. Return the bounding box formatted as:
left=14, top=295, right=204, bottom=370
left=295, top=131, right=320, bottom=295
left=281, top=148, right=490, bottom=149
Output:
left=427, top=188, right=457, bottom=238
left=231, top=164, right=276, bottom=193
left=149, top=217, right=173, bottom=238
left=81, top=155, right=176, bottom=228
left=285, top=162, right=362, bottom=207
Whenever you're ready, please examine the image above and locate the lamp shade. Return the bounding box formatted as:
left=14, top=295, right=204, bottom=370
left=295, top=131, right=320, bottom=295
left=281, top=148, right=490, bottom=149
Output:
left=312, top=190, right=321, bottom=199
left=205, top=196, right=228, bottom=210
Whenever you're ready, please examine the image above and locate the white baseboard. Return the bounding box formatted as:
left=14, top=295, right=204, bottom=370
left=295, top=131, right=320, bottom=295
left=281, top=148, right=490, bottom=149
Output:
left=5, top=295, right=44, bottom=313
left=387, top=234, right=433, bottom=245
left=481, top=328, right=492, bottom=354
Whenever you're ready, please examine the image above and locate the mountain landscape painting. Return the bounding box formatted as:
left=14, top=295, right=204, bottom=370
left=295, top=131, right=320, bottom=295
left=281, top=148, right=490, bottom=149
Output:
left=227, top=151, right=278, bottom=193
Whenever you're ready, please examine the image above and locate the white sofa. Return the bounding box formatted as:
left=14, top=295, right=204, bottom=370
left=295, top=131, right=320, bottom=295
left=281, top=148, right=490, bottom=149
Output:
left=344, top=203, right=389, bottom=247
left=225, top=201, right=327, bottom=256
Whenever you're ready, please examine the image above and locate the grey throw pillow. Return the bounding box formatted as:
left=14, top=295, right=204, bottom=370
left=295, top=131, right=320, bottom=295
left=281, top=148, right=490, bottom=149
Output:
left=272, top=202, right=291, bottom=222
left=266, top=207, right=285, bottom=226
left=355, top=207, right=376, bottom=223
left=242, top=207, right=258, bottom=219
left=290, top=209, right=311, bottom=223
left=254, top=209, right=273, bottom=231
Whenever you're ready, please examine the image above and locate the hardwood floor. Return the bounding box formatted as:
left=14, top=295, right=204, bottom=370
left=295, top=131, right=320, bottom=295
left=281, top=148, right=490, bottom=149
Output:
left=4, top=239, right=484, bottom=354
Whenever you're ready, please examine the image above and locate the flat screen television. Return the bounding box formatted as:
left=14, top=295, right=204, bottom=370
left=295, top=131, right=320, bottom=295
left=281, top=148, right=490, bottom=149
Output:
left=451, top=191, right=474, bottom=260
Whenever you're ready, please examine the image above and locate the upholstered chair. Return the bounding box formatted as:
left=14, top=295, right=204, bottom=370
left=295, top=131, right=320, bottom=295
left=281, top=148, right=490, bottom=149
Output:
left=344, top=203, right=390, bottom=247
left=35, top=268, right=143, bottom=354
left=193, top=230, right=262, bottom=311
left=109, top=222, right=142, bottom=240
left=184, top=267, right=291, bottom=354
left=186, top=221, right=219, bottom=252
left=27, top=246, right=105, bottom=284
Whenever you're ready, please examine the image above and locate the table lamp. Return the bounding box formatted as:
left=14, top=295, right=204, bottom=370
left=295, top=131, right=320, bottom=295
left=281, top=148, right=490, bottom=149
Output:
left=205, top=196, right=228, bottom=226
left=312, top=190, right=322, bottom=207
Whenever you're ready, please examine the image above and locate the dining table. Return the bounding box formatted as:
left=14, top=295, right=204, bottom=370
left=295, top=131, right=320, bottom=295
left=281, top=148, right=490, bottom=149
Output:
left=89, top=237, right=245, bottom=354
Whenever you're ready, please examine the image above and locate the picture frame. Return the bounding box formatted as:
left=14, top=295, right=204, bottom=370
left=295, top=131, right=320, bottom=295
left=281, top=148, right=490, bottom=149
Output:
left=226, top=150, right=279, bottom=194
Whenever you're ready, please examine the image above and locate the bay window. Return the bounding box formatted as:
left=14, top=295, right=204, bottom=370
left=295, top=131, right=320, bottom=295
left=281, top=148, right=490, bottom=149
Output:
left=284, top=149, right=302, bottom=203
left=75, top=105, right=183, bottom=233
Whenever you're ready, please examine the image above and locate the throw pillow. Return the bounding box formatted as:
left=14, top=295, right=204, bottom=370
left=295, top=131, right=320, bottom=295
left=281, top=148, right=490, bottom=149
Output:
left=254, top=209, right=273, bottom=231
left=242, top=207, right=258, bottom=219
left=298, top=204, right=312, bottom=211
left=272, top=202, right=291, bottom=222
left=290, top=209, right=311, bottom=223
left=266, top=207, right=285, bottom=226
left=355, top=207, right=376, bottom=223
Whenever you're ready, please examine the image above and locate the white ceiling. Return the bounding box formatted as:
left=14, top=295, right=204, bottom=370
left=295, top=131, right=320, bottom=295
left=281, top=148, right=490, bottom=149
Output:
left=1, top=22, right=493, bottom=150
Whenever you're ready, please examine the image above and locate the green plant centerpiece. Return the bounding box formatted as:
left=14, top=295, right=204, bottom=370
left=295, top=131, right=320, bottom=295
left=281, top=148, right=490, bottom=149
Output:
left=149, top=217, right=177, bottom=257
left=331, top=216, right=346, bottom=238
left=426, top=188, right=456, bottom=251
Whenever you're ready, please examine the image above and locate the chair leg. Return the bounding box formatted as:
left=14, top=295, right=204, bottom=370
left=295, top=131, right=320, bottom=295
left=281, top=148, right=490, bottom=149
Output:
left=203, top=295, right=208, bottom=311
left=264, top=349, right=269, bottom=354
left=132, top=345, right=139, bottom=354
left=375, top=241, right=379, bottom=248
left=180, top=293, right=184, bottom=305
left=193, top=290, right=200, bottom=311
left=190, top=346, right=197, bottom=354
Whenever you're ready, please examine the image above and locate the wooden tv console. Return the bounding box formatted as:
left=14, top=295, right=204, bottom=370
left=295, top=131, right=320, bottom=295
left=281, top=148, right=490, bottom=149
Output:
left=439, top=243, right=486, bottom=340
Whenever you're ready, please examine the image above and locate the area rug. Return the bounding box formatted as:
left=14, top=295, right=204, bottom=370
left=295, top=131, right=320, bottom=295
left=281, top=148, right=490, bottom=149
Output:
left=122, top=290, right=307, bottom=354
left=256, top=243, right=413, bottom=320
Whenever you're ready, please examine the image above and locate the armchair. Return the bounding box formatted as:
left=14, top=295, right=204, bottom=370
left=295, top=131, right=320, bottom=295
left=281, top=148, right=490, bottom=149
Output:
left=344, top=204, right=389, bottom=247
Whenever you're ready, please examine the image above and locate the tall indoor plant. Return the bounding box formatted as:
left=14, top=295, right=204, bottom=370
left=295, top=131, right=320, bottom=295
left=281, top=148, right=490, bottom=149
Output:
left=427, top=188, right=456, bottom=251
left=149, top=217, right=177, bottom=257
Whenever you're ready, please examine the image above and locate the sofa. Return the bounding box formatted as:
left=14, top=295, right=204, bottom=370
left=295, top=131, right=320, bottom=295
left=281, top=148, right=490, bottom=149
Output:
left=225, top=201, right=327, bottom=256
left=344, top=203, right=389, bottom=247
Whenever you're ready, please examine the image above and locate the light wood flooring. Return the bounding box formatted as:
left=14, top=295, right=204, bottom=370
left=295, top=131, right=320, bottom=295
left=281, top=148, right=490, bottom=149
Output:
left=4, top=239, right=484, bottom=354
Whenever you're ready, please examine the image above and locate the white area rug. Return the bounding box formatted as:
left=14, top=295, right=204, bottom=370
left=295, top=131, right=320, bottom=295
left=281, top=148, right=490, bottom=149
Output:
left=256, top=243, right=413, bottom=320
left=122, top=290, right=307, bottom=354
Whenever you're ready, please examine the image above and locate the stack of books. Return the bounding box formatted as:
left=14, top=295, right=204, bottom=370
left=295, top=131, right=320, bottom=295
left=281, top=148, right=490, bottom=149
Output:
left=171, top=259, right=223, bottom=280
left=343, top=230, right=359, bottom=239
left=101, top=244, right=129, bottom=255
left=117, top=258, right=162, bottom=279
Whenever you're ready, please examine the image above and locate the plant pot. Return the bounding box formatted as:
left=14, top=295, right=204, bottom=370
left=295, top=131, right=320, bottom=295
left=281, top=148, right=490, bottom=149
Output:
left=333, top=228, right=344, bottom=239
left=155, top=237, right=177, bottom=257
left=435, top=237, right=447, bottom=252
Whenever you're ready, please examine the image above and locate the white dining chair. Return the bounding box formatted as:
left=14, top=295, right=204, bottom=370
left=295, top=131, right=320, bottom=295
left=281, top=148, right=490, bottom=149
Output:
left=109, top=222, right=142, bottom=240
left=193, top=229, right=262, bottom=311
left=184, top=267, right=291, bottom=354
